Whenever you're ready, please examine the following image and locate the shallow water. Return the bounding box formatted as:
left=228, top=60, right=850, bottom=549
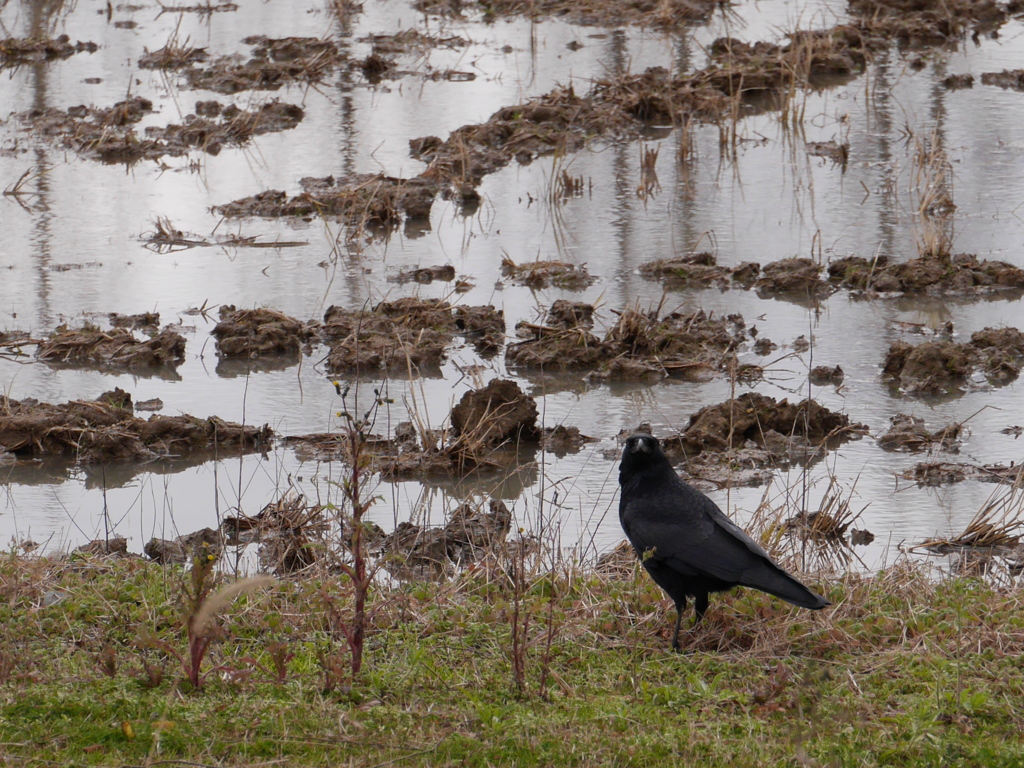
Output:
left=2, top=0, right=1024, bottom=570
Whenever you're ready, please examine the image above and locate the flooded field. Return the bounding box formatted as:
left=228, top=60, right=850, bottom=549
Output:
left=2, top=0, right=1024, bottom=573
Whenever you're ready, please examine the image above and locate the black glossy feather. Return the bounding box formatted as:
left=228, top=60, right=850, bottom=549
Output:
left=618, top=432, right=829, bottom=649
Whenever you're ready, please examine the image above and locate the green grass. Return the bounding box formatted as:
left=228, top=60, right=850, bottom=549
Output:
left=2, top=552, right=1024, bottom=767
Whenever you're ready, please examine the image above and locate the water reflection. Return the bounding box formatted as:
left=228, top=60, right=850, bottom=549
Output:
left=1, top=0, right=1023, bottom=571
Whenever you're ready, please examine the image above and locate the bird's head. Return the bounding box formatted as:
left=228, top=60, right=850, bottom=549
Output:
left=619, top=432, right=668, bottom=483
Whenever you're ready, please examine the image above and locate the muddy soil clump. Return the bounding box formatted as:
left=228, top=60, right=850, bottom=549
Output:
left=321, top=298, right=503, bottom=372
left=287, top=381, right=539, bottom=476
left=145, top=101, right=304, bottom=155
left=546, top=300, right=595, bottom=328
left=35, top=325, right=185, bottom=372
left=215, top=173, right=436, bottom=232
left=179, top=36, right=346, bottom=93
left=900, top=461, right=1024, bottom=487
left=388, top=264, right=456, bottom=284
left=0, top=35, right=97, bottom=66
left=508, top=305, right=747, bottom=380
left=877, top=414, right=962, bottom=452
left=222, top=492, right=327, bottom=574
left=358, top=29, right=469, bottom=54
left=212, top=306, right=317, bottom=358
left=848, top=0, right=1007, bottom=45
left=981, top=70, right=1024, bottom=90
left=17, top=97, right=303, bottom=163
left=450, top=378, right=541, bottom=447
left=638, top=252, right=732, bottom=286
left=542, top=424, right=597, bottom=456
left=662, top=392, right=867, bottom=485
left=506, top=322, right=605, bottom=371
left=414, top=0, right=718, bottom=27
left=500, top=255, right=596, bottom=290
left=829, top=253, right=1024, bottom=295
left=379, top=499, right=512, bottom=578
left=144, top=528, right=223, bottom=565
left=883, top=327, right=1024, bottom=395
left=109, top=312, right=160, bottom=330
left=640, top=254, right=840, bottom=297
left=809, top=365, right=845, bottom=386
left=0, top=389, right=272, bottom=463
left=755, top=257, right=834, bottom=298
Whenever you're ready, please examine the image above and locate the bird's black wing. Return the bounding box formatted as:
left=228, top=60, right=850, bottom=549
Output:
left=620, top=476, right=776, bottom=585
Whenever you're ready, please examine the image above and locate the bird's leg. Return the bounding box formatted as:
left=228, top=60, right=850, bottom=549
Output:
left=693, top=592, right=709, bottom=626
left=671, top=596, right=687, bottom=651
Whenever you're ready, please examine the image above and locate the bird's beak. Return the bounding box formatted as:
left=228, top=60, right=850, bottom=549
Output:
left=633, top=438, right=651, bottom=453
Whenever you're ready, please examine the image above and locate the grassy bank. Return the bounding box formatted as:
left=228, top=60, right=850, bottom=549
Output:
left=2, top=551, right=1024, bottom=767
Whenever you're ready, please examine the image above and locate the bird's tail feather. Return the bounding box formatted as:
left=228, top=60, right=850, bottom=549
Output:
left=742, top=563, right=830, bottom=609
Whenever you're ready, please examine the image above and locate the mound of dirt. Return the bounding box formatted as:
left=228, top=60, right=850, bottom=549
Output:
left=144, top=528, right=223, bottom=565
left=877, top=414, right=962, bottom=452
left=883, top=327, right=1024, bottom=394
left=35, top=325, right=185, bottom=371
left=358, top=29, right=469, bottom=55
left=542, top=424, right=597, bottom=456
left=546, top=300, right=595, bottom=328
left=17, top=97, right=304, bottom=164
left=379, top=499, right=512, bottom=578
left=809, top=365, right=844, bottom=386
left=453, top=305, right=505, bottom=356
left=287, top=382, right=540, bottom=476
left=981, top=70, right=1024, bottom=90
left=500, top=255, right=596, bottom=290
left=511, top=329, right=609, bottom=372
left=183, top=36, right=346, bottom=93
left=222, top=492, right=327, bottom=574
left=0, top=35, right=97, bottom=65
left=414, top=0, right=718, bottom=27
left=0, top=389, right=272, bottom=463
left=215, top=173, right=436, bottom=231
left=638, top=252, right=731, bottom=286
left=450, top=379, right=540, bottom=446
left=828, top=253, right=1024, bottom=294
left=321, top=298, right=503, bottom=372
left=138, top=45, right=209, bottom=70
left=674, top=392, right=864, bottom=456
left=658, top=393, right=866, bottom=485
left=108, top=312, right=160, bottom=330
left=755, top=257, right=834, bottom=298
left=507, top=305, right=747, bottom=380
left=212, top=306, right=317, bottom=357
left=849, top=0, right=1007, bottom=45
left=144, top=101, right=304, bottom=155
left=900, top=461, right=1024, bottom=487
left=388, top=264, right=456, bottom=284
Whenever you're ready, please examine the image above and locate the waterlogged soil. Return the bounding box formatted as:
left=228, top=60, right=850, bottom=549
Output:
left=508, top=305, right=747, bottom=380
left=0, top=35, right=97, bottom=66
left=0, top=389, right=272, bottom=464
left=15, top=98, right=304, bottom=163
left=659, top=392, right=868, bottom=485
left=877, top=414, right=963, bottom=452
left=883, top=327, right=1024, bottom=396
left=286, top=378, right=540, bottom=477
left=828, top=254, right=1024, bottom=296
left=4, top=0, right=1024, bottom=569
left=34, top=325, right=186, bottom=373
left=212, top=306, right=318, bottom=358
left=322, top=298, right=504, bottom=371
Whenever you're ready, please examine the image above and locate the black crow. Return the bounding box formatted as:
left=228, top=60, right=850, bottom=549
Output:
left=618, top=432, right=829, bottom=650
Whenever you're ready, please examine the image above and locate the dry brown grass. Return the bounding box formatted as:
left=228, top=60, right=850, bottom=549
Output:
left=918, top=482, right=1024, bottom=553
